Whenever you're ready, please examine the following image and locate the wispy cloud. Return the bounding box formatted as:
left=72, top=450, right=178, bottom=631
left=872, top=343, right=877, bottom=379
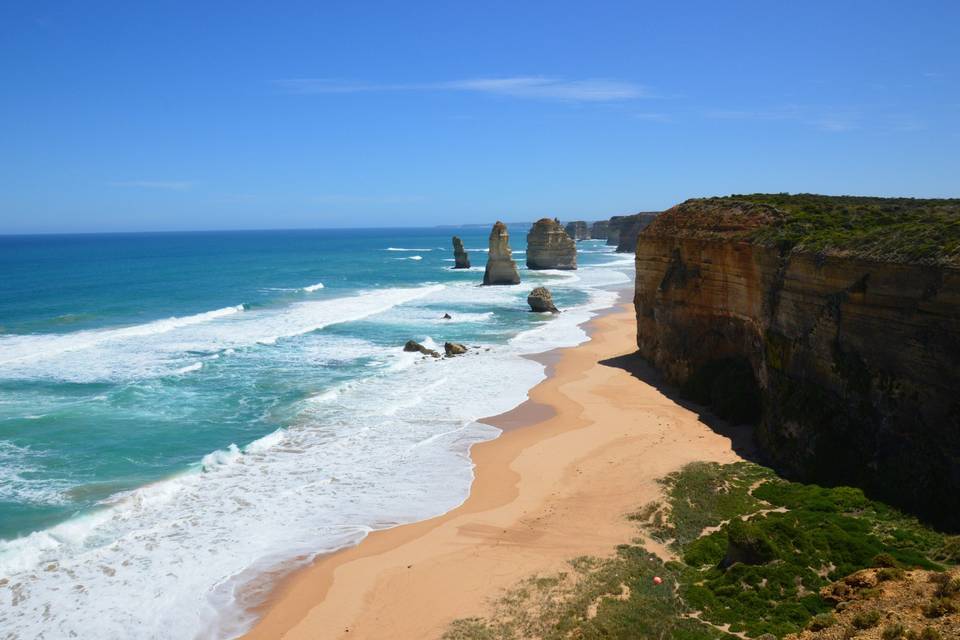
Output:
left=633, top=112, right=673, bottom=122
left=108, top=180, right=193, bottom=190
left=276, top=76, right=649, bottom=102
left=310, top=194, right=427, bottom=205
left=706, top=105, right=860, bottom=132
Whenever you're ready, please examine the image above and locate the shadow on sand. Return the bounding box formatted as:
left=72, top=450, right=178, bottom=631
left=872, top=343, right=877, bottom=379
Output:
left=598, top=350, right=768, bottom=467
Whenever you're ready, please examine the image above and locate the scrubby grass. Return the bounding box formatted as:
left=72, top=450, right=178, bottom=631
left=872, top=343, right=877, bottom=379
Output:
left=445, top=462, right=955, bottom=639
left=713, top=193, right=960, bottom=266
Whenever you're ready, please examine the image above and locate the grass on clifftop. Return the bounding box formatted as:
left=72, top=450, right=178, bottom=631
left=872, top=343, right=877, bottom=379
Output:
left=702, top=193, right=960, bottom=266
left=444, top=462, right=959, bottom=640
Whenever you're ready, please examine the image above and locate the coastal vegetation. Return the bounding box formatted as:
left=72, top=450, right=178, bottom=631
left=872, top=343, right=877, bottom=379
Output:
left=444, top=462, right=959, bottom=640
left=703, top=193, right=960, bottom=266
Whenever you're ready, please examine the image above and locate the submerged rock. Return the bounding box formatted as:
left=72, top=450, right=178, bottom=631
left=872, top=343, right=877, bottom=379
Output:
left=527, top=287, right=559, bottom=313
left=444, top=341, right=468, bottom=357
left=482, top=221, right=521, bottom=285
left=564, top=220, right=590, bottom=241
left=403, top=340, right=440, bottom=358
left=442, top=313, right=452, bottom=320
left=451, top=236, right=470, bottom=269
left=526, top=218, right=577, bottom=270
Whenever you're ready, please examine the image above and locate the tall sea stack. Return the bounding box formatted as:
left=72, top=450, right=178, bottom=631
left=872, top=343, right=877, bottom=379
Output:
left=526, top=218, right=577, bottom=270
left=451, top=236, right=470, bottom=269
left=482, top=221, right=521, bottom=285
left=564, top=220, right=590, bottom=241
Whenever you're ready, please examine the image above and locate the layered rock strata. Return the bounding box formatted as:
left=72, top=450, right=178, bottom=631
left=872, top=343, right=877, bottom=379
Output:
left=451, top=236, right=470, bottom=269
left=564, top=220, right=590, bottom=241
left=526, top=218, right=577, bottom=270
left=634, top=196, right=960, bottom=529
left=615, top=212, right=660, bottom=252
left=590, top=220, right=610, bottom=240
left=482, top=221, right=521, bottom=285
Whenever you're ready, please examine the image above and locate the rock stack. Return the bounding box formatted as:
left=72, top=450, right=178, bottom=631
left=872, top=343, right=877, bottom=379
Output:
left=526, top=218, right=577, bottom=270
left=451, top=236, right=470, bottom=269
left=590, top=220, right=609, bottom=240
left=482, top=221, right=521, bottom=285
left=564, top=220, right=590, bottom=241
left=527, top=287, right=559, bottom=313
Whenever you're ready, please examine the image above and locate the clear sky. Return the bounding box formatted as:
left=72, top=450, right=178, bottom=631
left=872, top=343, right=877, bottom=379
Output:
left=1, top=1, right=958, bottom=233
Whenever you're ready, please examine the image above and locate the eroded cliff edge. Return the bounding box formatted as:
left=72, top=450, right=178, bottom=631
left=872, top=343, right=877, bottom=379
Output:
left=634, top=194, right=960, bottom=529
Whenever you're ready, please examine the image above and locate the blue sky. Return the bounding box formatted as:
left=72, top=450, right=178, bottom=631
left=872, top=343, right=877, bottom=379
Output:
left=1, top=1, right=957, bottom=233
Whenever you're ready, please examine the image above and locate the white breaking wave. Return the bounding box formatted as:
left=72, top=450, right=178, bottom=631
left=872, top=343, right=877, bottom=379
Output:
left=385, top=247, right=432, bottom=252
left=302, top=282, right=325, bottom=292
left=0, top=258, right=635, bottom=640
left=0, top=286, right=443, bottom=382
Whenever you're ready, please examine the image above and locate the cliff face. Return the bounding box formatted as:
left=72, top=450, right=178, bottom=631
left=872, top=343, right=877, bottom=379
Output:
left=564, top=221, right=590, bottom=241
left=634, top=197, right=960, bottom=529
left=451, top=235, right=470, bottom=269
left=615, top=212, right=660, bottom=253
left=590, top=220, right=609, bottom=240
left=483, top=221, right=521, bottom=285
left=527, top=218, right=577, bottom=270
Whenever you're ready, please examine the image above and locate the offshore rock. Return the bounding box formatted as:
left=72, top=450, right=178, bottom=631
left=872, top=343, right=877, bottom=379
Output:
left=526, top=218, right=577, bottom=270
left=444, top=341, right=468, bottom=357
left=482, top=221, right=521, bottom=285
left=634, top=195, right=960, bottom=529
left=403, top=340, right=440, bottom=358
left=564, top=220, right=590, bottom=241
left=451, top=236, right=470, bottom=269
left=615, top=212, right=660, bottom=253
left=591, top=220, right=610, bottom=240
left=527, top=286, right=559, bottom=313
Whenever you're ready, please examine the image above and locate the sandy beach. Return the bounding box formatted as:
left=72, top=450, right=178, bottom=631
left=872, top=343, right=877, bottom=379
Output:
left=242, top=298, right=750, bottom=640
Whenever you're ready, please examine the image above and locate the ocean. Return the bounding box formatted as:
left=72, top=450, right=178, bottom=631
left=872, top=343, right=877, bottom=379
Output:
left=0, top=227, right=633, bottom=639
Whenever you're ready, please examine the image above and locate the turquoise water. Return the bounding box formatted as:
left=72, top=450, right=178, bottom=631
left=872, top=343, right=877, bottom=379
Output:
left=0, top=227, right=632, bottom=638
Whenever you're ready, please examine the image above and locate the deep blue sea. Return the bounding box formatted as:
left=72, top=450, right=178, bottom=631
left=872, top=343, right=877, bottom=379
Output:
left=0, top=227, right=633, bottom=638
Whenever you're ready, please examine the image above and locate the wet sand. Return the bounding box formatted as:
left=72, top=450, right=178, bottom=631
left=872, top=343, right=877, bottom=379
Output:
left=242, top=301, right=747, bottom=639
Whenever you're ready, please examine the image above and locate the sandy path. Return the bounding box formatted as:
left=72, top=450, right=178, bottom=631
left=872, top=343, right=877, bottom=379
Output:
left=242, top=302, right=747, bottom=640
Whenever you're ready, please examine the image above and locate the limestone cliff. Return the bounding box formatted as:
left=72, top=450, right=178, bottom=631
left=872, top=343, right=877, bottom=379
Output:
left=615, top=212, right=660, bottom=253
left=634, top=195, right=960, bottom=529
left=606, top=215, right=625, bottom=246
left=482, top=221, right=521, bottom=285
left=451, top=236, right=470, bottom=269
left=564, top=221, right=590, bottom=241
left=590, top=220, right=610, bottom=240
left=526, top=218, right=577, bottom=270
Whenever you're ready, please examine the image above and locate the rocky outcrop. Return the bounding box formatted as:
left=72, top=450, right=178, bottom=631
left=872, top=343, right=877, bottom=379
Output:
left=527, top=287, right=559, bottom=313
left=404, top=340, right=440, bottom=358
left=615, top=212, right=660, bottom=252
left=444, top=341, right=468, bottom=357
left=590, top=220, right=610, bottom=240
left=634, top=195, right=960, bottom=529
left=564, top=221, right=590, bottom=241
left=482, top=221, right=521, bottom=285
left=526, top=218, right=577, bottom=270
left=452, top=236, right=470, bottom=269
left=606, top=215, right=626, bottom=246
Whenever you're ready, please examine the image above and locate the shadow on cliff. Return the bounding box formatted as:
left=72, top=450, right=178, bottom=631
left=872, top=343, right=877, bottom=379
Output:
left=599, top=351, right=767, bottom=465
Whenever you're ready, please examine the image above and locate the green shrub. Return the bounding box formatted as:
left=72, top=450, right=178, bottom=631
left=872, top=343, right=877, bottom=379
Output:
left=808, top=613, right=837, bottom=630
left=872, top=553, right=899, bottom=568
left=851, top=609, right=882, bottom=629
left=882, top=623, right=907, bottom=639
left=877, top=567, right=905, bottom=582
left=923, top=597, right=957, bottom=618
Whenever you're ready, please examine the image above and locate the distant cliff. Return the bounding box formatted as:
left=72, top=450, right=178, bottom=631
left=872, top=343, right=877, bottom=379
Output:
left=634, top=194, right=960, bottom=529
left=615, top=212, right=659, bottom=253
left=564, top=221, right=590, bottom=241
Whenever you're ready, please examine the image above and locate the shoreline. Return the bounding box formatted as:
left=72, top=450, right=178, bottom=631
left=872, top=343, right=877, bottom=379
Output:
left=242, top=295, right=750, bottom=640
